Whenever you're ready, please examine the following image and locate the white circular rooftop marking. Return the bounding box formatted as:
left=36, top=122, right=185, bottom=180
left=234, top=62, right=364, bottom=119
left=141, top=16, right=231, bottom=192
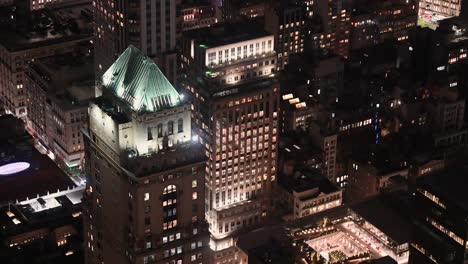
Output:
left=0, top=162, right=30, bottom=175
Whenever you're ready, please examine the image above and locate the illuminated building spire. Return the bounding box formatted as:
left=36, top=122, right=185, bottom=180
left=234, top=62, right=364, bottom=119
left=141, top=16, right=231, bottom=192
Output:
left=101, top=45, right=181, bottom=113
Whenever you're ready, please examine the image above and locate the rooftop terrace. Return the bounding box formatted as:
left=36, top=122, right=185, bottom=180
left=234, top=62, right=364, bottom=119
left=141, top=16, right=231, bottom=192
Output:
left=0, top=2, right=92, bottom=51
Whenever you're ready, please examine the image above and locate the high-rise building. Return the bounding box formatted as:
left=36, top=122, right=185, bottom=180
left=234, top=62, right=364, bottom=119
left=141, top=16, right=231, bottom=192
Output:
left=0, top=2, right=92, bottom=117
left=419, top=0, right=462, bottom=21
left=427, top=79, right=467, bottom=148
left=239, top=1, right=266, bottom=19
left=314, top=0, right=351, bottom=58
left=180, top=3, right=220, bottom=31
left=409, top=168, right=468, bottom=264
left=264, top=0, right=307, bottom=69
left=211, top=0, right=240, bottom=22
left=350, top=0, right=418, bottom=50
left=309, top=120, right=338, bottom=183
left=180, top=23, right=279, bottom=251
left=27, top=0, right=87, bottom=10
left=93, top=0, right=180, bottom=84
left=82, top=46, right=210, bottom=264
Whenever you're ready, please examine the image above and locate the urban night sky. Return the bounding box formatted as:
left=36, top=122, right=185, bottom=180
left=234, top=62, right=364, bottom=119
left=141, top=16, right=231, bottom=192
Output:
left=0, top=0, right=468, bottom=264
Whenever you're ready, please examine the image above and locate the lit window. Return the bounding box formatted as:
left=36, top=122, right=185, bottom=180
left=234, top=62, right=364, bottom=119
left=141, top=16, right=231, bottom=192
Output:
left=192, top=180, right=197, bottom=188
left=144, top=192, right=150, bottom=201
left=163, top=185, right=176, bottom=195
left=192, top=192, right=198, bottom=200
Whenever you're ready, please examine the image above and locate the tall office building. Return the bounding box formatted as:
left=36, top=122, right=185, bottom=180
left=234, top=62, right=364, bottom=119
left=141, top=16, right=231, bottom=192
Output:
left=180, top=23, right=279, bottom=253
left=94, top=0, right=180, bottom=84
left=211, top=0, right=240, bottom=21
left=180, top=2, right=220, bottom=31
left=350, top=0, right=418, bottom=50
left=314, top=0, right=351, bottom=58
left=82, top=46, right=210, bottom=264
left=419, top=0, right=462, bottom=20
left=264, top=0, right=307, bottom=69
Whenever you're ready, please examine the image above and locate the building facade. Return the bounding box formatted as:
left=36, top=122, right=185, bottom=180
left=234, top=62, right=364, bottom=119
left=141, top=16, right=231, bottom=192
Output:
left=314, top=0, right=351, bottom=58
left=350, top=0, right=418, bottom=50
left=277, top=170, right=342, bottom=220
left=0, top=3, right=92, bottom=117
left=93, top=0, right=180, bottom=84
left=181, top=3, right=220, bottom=31
left=264, top=1, right=307, bottom=69
left=25, top=50, right=94, bottom=169
left=409, top=169, right=468, bottom=264
left=180, top=24, right=279, bottom=253
left=82, top=46, right=210, bottom=264
left=419, top=0, right=462, bottom=19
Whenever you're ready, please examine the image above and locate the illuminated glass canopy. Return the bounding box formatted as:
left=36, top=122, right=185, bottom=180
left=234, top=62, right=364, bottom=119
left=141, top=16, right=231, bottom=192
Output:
left=0, top=162, right=30, bottom=175
left=102, top=45, right=181, bottom=112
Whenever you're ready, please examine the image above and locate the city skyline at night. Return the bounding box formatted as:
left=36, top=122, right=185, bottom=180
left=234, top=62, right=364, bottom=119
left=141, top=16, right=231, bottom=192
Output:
left=0, top=0, right=468, bottom=264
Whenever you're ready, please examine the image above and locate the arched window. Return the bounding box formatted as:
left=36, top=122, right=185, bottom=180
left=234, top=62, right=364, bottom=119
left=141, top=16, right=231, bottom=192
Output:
left=162, top=184, right=177, bottom=230
left=177, top=118, right=183, bottom=133
left=157, top=123, right=163, bottom=138
left=168, top=121, right=174, bottom=135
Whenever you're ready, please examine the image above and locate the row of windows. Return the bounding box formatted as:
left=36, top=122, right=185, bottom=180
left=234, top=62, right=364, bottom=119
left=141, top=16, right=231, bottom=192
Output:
left=207, top=40, right=273, bottom=66
left=217, top=215, right=260, bottom=234
left=148, top=119, right=184, bottom=140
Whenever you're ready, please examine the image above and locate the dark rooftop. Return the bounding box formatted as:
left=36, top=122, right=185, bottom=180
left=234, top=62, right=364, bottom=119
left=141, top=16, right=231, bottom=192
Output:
left=418, top=167, right=468, bottom=212
left=247, top=237, right=294, bottom=264
left=0, top=116, right=75, bottom=203
left=50, top=82, right=95, bottom=112
left=360, top=256, right=397, bottom=264
left=28, top=50, right=95, bottom=112
left=279, top=132, right=322, bottom=160
left=351, top=0, right=417, bottom=16
left=0, top=115, right=27, bottom=141
left=184, top=21, right=270, bottom=48
left=352, top=135, right=408, bottom=176
left=278, top=168, right=338, bottom=195
left=0, top=2, right=92, bottom=51
left=351, top=193, right=412, bottom=244
left=0, top=148, right=76, bottom=202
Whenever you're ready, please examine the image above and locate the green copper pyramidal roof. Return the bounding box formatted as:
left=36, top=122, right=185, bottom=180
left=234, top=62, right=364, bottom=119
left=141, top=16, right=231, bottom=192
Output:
left=101, top=45, right=181, bottom=112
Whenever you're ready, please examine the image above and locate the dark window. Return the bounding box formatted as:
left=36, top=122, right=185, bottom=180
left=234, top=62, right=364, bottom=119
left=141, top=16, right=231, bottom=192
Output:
left=168, top=121, right=174, bottom=135
left=178, top=118, right=183, bottom=133
left=147, top=127, right=153, bottom=140
left=157, top=124, right=163, bottom=138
